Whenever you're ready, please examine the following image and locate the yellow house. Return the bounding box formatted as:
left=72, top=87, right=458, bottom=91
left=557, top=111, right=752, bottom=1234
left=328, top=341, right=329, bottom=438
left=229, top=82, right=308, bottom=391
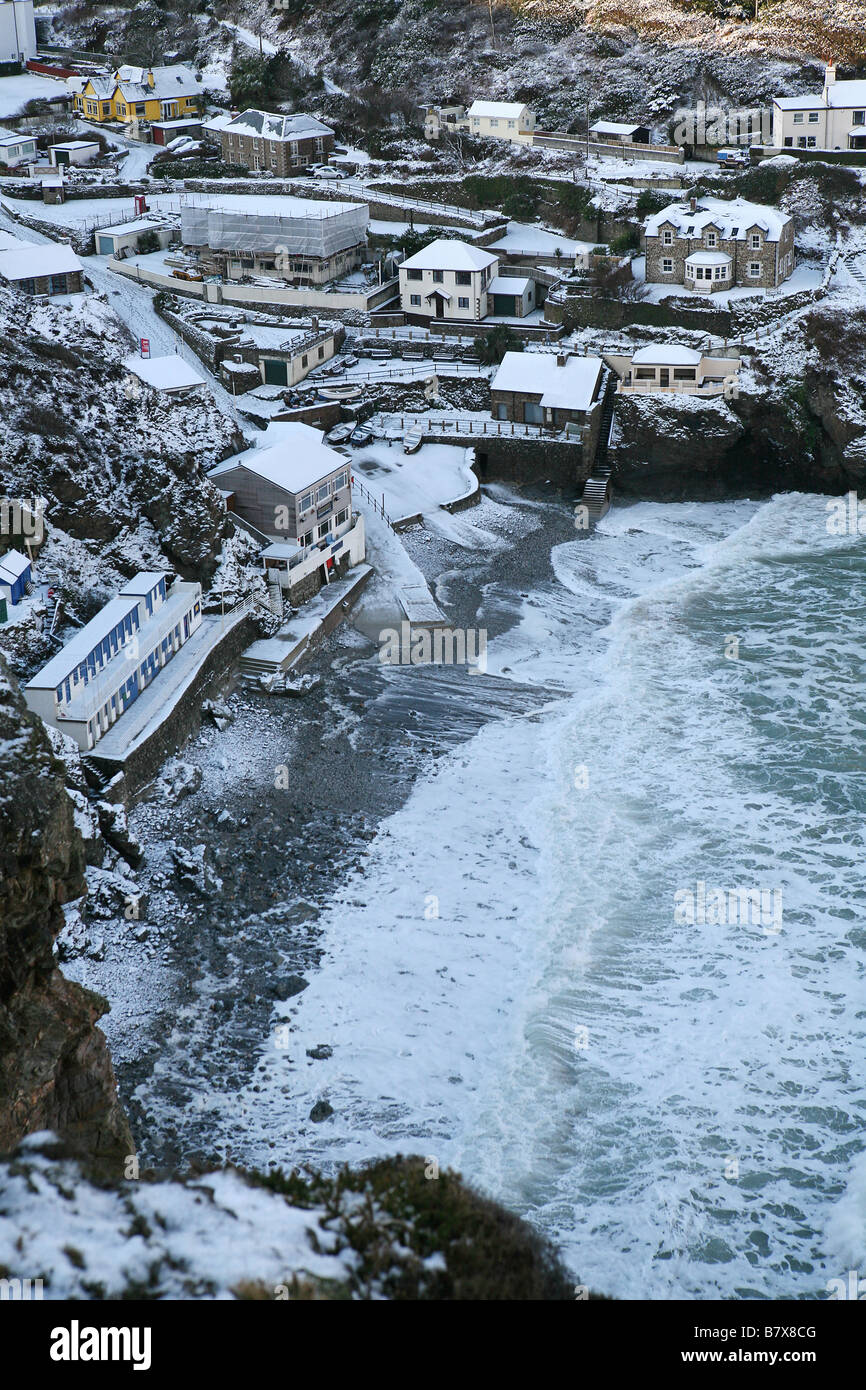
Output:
left=71, top=65, right=203, bottom=127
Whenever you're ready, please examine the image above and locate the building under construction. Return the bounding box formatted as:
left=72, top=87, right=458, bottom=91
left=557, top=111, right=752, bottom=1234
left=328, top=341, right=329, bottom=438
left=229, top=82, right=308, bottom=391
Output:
left=181, top=194, right=369, bottom=286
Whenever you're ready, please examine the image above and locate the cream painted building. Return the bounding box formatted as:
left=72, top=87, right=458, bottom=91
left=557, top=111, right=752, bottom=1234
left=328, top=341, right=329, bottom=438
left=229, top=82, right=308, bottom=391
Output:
left=772, top=65, right=866, bottom=152
left=421, top=100, right=535, bottom=145
left=399, top=238, right=498, bottom=322
left=604, top=344, right=741, bottom=396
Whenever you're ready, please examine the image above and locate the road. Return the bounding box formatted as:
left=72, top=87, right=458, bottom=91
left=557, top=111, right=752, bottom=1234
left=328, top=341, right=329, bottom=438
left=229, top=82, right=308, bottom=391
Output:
left=0, top=195, right=243, bottom=429
left=73, top=120, right=157, bottom=181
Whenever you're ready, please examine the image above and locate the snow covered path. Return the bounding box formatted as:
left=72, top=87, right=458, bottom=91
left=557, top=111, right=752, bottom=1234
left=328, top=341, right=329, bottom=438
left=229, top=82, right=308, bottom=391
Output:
left=74, top=121, right=157, bottom=181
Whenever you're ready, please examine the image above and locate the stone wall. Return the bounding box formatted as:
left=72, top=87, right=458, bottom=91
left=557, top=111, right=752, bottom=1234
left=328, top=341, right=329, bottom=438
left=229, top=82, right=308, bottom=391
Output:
left=472, top=436, right=591, bottom=490
left=546, top=292, right=733, bottom=337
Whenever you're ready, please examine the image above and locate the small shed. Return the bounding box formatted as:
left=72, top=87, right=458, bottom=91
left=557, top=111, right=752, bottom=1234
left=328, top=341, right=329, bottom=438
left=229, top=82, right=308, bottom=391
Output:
left=48, top=140, right=101, bottom=167
left=95, top=218, right=174, bottom=258
left=0, top=242, right=83, bottom=296
left=590, top=121, right=651, bottom=145
left=0, top=132, right=38, bottom=168
left=151, top=117, right=204, bottom=146
left=0, top=548, right=33, bottom=606
left=122, top=353, right=206, bottom=395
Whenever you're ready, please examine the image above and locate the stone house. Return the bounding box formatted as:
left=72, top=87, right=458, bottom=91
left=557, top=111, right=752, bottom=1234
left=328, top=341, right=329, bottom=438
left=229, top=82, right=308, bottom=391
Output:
left=644, top=197, right=794, bottom=293
left=208, top=109, right=335, bottom=173
left=491, top=351, right=605, bottom=431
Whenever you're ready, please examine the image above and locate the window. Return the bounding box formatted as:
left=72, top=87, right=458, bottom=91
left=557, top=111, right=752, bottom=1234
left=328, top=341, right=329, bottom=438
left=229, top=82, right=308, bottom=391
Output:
left=747, top=261, right=761, bottom=277
left=661, top=258, right=673, bottom=273
left=507, top=120, right=515, bottom=128
left=300, top=492, right=313, bottom=511
left=317, top=522, right=330, bottom=540
left=784, top=137, right=793, bottom=147
left=334, top=471, right=349, bottom=490
left=335, top=509, right=348, bottom=527
left=797, top=137, right=807, bottom=148
left=793, top=113, right=804, bottom=124
left=432, top=270, right=444, bottom=283
left=455, top=296, right=468, bottom=308
left=409, top=293, right=421, bottom=306
left=808, top=112, right=820, bottom=123
left=318, top=345, right=324, bottom=359
left=854, top=111, right=866, bottom=126
left=750, top=233, right=761, bottom=249
left=714, top=265, right=726, bottom=279
left=317, top=482, right=331, bottom=502
left=456, top=270, right=471, bottom=285
left=706, top=231, right=717, bottom=248
left=806, top=136, right=816, bottom=147
left=489, top=118, right=499, bottom=127
left=407, top=268, right=422, bottom=280
left=301, top=354, right=308, bottom=367
left=662, top=229, right=673, bottom=246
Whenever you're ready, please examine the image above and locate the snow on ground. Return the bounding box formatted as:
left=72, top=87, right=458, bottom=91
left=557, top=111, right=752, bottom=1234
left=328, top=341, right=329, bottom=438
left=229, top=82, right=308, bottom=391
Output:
left=0, top=190, right=186, bottom=230
left=490, top=221, right=589, bottom=258
left=0, top=72, right=67, bottom=117
left=350, top=438, right=476, bottom=523
left=0, top=1140, right=356, bottom=1299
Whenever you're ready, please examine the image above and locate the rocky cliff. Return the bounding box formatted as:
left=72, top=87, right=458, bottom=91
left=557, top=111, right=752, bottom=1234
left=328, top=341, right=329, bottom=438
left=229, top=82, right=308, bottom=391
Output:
left=0, top=658, right=133, bottom=1174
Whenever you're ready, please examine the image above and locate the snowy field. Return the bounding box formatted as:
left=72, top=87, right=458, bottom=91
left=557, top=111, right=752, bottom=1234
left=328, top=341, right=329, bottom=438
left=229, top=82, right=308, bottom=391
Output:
left=0, top=72, right=67, bottom=117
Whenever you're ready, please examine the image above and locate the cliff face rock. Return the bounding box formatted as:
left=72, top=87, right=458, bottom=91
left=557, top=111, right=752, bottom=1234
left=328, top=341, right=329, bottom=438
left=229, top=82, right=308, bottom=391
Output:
left=0, top=659, right=132, bottom=1173
left=612, top=393, right=748, bottom=499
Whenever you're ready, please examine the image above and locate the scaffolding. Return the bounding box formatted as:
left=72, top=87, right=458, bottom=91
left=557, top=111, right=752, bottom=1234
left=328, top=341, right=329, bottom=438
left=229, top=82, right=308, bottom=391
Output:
left=181, top=199, right=369, bottom=260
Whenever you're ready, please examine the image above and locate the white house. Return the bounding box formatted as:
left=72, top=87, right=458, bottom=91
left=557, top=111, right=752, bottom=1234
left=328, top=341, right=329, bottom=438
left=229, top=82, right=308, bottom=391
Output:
left=399, top=238, right=498, bottom=322
left=604, top=344, right=741, bottom=396
left=466, top=100, right=535, bottom=145
left=773, top=65, right=866, bottom=151
left=24, top=572, right=203, bottom=751
left=0, top=130, right=36, bottom=167
left=0, top=0, right=36, bottom=64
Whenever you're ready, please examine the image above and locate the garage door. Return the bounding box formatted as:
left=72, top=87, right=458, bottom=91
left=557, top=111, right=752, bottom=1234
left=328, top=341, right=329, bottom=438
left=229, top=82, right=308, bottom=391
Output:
left=263, top=359, right=288, bottom=385
left=524, top=401, right=543, bottom=424
left=98, top=235, right=114, bottom=255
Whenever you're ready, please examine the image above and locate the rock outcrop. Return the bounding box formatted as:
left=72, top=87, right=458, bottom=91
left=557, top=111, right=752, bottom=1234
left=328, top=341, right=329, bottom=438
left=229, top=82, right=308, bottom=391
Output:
left=0, top=658, right=133, bottom=1173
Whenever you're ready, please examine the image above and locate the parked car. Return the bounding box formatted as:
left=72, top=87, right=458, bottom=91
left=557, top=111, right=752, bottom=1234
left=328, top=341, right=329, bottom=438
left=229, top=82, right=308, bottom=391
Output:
left=717, top=147, right=750, bottom=169
left=403, top=428, right=423, bottom=454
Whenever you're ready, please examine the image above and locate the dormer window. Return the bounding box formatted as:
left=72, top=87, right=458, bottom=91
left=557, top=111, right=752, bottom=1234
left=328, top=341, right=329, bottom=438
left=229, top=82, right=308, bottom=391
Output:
left=750, top=232, right=761, bottom=249
left=706, top=231, right=717, bottom=248
left=662, top=229, right=673, bottom=246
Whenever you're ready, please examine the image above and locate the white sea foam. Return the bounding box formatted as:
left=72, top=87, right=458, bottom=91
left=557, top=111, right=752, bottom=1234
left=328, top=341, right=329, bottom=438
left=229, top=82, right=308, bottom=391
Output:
left=236, top=493, right=865, bottom=1298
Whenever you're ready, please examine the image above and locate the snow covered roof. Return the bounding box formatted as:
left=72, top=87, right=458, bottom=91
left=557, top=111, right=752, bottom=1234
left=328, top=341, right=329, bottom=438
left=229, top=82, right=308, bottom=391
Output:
left=645, top=197, right=790, bottom=243
left=590, top=121, right=643, bottom=136
left=51, top=140, right=100, bottom=151
left=119, top=573, right=170, bottom=596
left=115, top=64, right=202, bottom=102
left=826, top=80, right=866, bottom=108
left=492, top=351, right=603, bottom=411
left=488, top=275, right=532, bottom=293
left=685, top=249, right=732, bottom=264
left=210, top=427, right=348, bottom=495
left=467, top=101, right=529, bottom=120
left=123, top=354, right=206, bottom=393
left=773, top=95, right=826, bottom=111
left=631, top=345, right=702, bottom=365
left=216, top=109, right=334, bottom=141
left=0, top=548, right=31, bottom=582
left=26, top=572, right=172, bottom=690
left=99, top=217, right=170, bottom=237
left=0, top=242, right=82, bottom=282
left=401, top=238, right=498, bottom=272
left=261, top=541, right=301, bottom=559
left=0, top=132, right=35, bottom=147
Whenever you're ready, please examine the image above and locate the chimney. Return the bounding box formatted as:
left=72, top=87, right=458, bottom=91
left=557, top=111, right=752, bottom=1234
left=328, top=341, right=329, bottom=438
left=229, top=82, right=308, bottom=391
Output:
left=311, top=315, right=319, bottom=332
left=557, top=352, right=569, bottom=368
left=825, top=60, right=836, bottom=87
left=690, top=196, right=697, bottom=213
